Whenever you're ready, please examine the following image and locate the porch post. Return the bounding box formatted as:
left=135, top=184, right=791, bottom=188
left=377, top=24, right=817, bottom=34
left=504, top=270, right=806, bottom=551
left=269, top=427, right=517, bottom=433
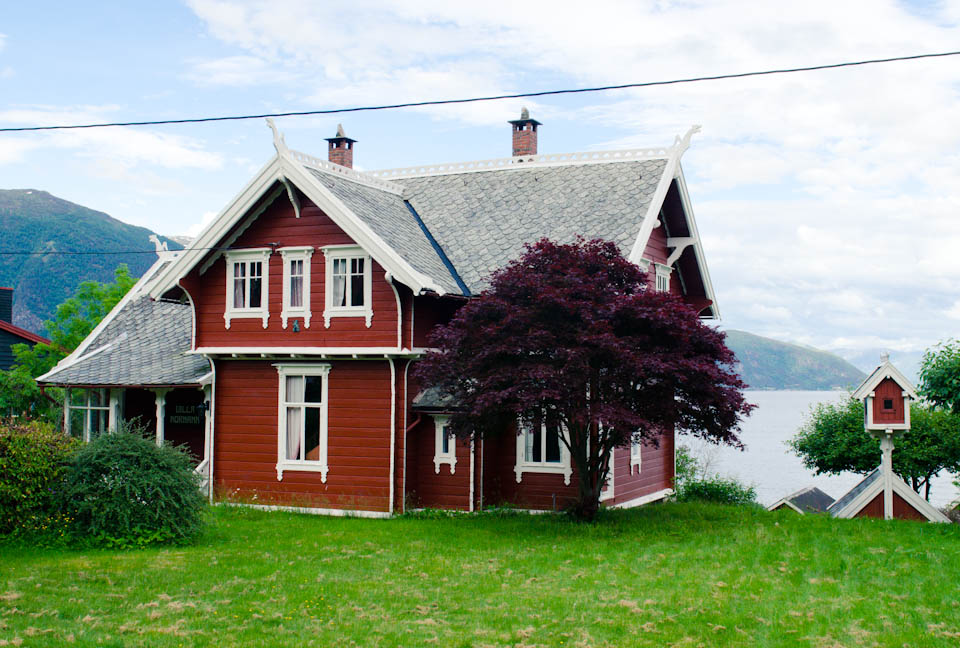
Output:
left=63, top=394, right=71, bottom=437
left=881, top=431, right=894, bottom=520
left=153, top=388, right=171, bottom=446
left=108, top=389, right=121, bottom=433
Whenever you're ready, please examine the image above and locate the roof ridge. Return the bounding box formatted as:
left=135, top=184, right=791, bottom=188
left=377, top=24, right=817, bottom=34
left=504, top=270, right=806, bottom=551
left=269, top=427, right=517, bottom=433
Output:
left=368, top=147, right=674, bottom=180
left=288, top=149, right=406, bottom=195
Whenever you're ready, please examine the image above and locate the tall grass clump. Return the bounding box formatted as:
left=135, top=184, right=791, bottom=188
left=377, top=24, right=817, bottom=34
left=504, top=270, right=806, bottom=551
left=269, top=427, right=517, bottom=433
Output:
left=61, top=422, right=206, bottom=548
left=0, top=419, right=79, bottom=538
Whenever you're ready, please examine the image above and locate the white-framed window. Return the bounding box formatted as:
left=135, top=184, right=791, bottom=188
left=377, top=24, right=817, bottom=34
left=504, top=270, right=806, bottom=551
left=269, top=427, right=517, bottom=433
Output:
left=655, top=263, right=671, bottom=293
left=66, top=388, right=110, bottom=442
left=279, top=246, right=314, bottom=329
left=631, top=439, right=642, bottom=475
left=322, top=245, right=372, bottom=328
left=275, top=364, right=330, bottom=482
left=433, top=415, right=457, bottom=474
left=224, top=248, right=271, bottom=329
left=514, top=410, right=572, bottom=485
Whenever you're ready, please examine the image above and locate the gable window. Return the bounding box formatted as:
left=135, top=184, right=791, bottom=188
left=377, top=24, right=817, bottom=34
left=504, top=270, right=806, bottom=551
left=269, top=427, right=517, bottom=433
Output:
left=322, top=245, right=372, bottom=328
left=66, top=388, right=110, bottom=442
left=275, top=364, right=330, bottom=482
left=433, top=415, right=457, bottom=474
left=514, top=409, right=572, bottom=485
left=224, top=248, right=271, bottom=329
left=655, top=263, right=671, bottom=293
left=630, top=439, right=642, bottom=474
left=279, top=246, right=314, bottom=329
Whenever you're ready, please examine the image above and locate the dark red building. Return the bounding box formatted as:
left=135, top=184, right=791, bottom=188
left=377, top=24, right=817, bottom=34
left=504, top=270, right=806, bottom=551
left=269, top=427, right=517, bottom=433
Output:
left=40, top=113, right=718, bottom=516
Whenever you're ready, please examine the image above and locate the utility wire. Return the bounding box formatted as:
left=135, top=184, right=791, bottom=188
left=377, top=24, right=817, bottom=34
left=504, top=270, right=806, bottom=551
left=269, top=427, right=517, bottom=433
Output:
left=1, top=50, right=958, bottom=133
left=0, top=247, right=226, bottom=256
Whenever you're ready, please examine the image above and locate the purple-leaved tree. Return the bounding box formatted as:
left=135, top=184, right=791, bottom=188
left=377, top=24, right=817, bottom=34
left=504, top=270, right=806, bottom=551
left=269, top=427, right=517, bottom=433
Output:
left=415, top=238, right=753, bottom=520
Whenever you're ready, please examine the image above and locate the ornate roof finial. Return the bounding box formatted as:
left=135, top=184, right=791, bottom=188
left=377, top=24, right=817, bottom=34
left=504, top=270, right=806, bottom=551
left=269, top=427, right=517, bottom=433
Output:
left=881, top=351, right=890, bottom=364
left=336, top=123, right=347, bottom=138
left=266, top=118, right=289, bottom=156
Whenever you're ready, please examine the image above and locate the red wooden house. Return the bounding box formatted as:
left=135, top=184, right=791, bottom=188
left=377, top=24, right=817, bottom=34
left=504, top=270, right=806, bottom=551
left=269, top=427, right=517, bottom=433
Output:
left=39, top=113, right=719, bottom=516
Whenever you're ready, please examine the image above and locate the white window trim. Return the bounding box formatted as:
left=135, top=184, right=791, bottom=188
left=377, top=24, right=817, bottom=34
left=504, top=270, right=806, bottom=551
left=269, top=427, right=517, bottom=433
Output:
left=322, top=245, right=373, bottom=328
left=630, top=439, right=642, bottom=475
left=279, top=246, right=314, bottom=329
left=275, top=363, right=331, bottom=482
left=224, top=248, right=271, bottom=329
left=655, top=263, right=671, bottom=293
left=514, top=417, right=572, bottom=485
left=432, top=415, right=457, bottom=474
left=66, top=388, right=111, bottom=442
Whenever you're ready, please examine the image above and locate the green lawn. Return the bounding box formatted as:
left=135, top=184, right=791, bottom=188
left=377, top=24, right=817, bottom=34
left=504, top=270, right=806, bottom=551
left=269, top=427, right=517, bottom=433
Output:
left=1, top=503, right=959, bottom=647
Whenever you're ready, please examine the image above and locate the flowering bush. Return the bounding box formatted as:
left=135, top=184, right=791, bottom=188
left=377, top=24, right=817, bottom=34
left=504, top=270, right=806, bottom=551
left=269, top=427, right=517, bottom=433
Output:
left=0, top=419, right=79, bottom=537
left=60, top=423, right=206, bottom=548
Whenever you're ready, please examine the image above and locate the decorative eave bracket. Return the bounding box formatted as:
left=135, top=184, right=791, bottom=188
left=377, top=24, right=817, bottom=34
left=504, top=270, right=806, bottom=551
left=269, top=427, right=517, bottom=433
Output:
left=666, top=236, right=696, bottom=266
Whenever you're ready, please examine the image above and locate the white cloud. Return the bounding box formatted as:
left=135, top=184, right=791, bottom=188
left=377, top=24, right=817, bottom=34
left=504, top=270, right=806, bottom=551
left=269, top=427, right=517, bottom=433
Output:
left=184, top=210, right=218, bottom=238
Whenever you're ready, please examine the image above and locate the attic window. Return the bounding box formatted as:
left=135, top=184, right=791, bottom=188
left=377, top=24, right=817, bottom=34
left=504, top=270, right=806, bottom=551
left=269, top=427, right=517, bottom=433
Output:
left=883, top=399, right=894, bottom=410
left=279, top=247, right=314, bottom=330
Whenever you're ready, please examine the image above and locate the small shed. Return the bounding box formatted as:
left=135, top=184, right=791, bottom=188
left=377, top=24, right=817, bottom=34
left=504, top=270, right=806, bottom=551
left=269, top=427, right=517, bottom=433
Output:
left=828, top=468, right=948, bottom=522
left=768, top=486, right=835, bottom=514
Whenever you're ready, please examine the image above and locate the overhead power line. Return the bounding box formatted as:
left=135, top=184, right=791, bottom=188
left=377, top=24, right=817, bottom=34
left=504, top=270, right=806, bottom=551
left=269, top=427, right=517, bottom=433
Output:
left=1, top=50, right=958, bottom=133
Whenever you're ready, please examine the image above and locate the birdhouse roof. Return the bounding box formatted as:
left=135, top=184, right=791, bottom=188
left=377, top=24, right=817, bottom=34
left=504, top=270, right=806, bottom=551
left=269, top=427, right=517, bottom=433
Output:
left=851, top=356, right=918, bottom=401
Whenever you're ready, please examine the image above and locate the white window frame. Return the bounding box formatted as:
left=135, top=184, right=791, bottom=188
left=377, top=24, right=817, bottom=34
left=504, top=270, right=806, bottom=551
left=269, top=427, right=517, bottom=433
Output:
left=631, top=439, right=642, bottom=475
left=432, top=415, right=457, bottom=474
left=224, top=248, right=271, bottom=329
left=655, top=263, right=671, bottom=293
left=279, top=246, right=314, bottom=329
left=322, top=245, right=372, bottom=328
left=275, top=364, right=331, bottom=482
left=514, top=414, right=572, bottom=485
left=65, top=388, right=111, bottom=442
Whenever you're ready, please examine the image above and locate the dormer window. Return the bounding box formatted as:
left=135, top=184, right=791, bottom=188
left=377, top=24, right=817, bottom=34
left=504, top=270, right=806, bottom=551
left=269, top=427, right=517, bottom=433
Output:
left=224, top=249, right=271, bottom=329
left=322, top=245, right=372, bottom=328
left=279, top=246, right=314, bottom=329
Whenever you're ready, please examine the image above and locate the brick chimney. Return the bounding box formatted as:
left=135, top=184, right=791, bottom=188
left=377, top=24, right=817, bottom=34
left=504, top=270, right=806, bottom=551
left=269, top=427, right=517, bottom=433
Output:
left=0, top=287, right=11, bottom=324
left=325, top=124, right=357, bottom=169
left=508, top=107, right=542, bottom=157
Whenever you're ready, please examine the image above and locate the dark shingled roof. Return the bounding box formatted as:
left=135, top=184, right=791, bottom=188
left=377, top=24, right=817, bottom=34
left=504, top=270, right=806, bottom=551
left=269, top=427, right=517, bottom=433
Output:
left=306, top=168, right=462, bottom=295
left=776, top=486, right=835, bottom=513
left=400, top=160, right=667, bottom=292
left=411, top=386, right=460, bottom=412
left=41, top=297, right=209, bottom=386
left=828, top=468, right=880, bottom=516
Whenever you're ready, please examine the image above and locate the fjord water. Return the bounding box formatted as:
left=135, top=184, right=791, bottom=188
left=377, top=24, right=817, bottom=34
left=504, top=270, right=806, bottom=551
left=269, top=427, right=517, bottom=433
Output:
left=683, top=390, right=960, bottom=509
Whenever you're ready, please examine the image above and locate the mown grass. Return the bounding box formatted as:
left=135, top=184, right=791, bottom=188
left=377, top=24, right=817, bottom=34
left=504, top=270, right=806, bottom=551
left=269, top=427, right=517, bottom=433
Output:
left=1, top=502, right=959, bottom=647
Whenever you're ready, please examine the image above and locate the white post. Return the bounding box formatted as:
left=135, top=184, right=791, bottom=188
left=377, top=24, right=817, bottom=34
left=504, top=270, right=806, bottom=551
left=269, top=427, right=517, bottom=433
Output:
left=108, top=389, right=121, bottom=433
left=154, top=389, right=171, bottom=447
left=469, top=437, right=476, bottom=513
left=880, top=431, right=894, bottom=520
left=63, top=395, right=71, bottom=437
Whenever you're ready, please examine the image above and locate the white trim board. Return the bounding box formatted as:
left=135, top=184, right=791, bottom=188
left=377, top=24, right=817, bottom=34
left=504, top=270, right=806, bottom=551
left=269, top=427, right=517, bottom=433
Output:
left=610, top=488, right=674, bottom=509
left=220, top=502, right=391, bottom=519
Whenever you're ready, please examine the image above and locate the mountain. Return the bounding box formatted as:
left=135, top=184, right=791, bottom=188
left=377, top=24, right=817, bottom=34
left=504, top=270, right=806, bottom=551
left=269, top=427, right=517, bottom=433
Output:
left=0, top=189, right=182, bottom=334
left=723, top=329, right=866, bottom=391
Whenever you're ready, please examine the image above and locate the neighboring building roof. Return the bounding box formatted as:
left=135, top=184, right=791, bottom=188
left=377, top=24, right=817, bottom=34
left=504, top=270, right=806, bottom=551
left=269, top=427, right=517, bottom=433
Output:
left=399, top=160, right=666, bottom=292
left=39, top=296, right=209, bottom=387
left=411, top=386, right=460, bottom=412
left=768, top=486, right=835, bottom=514
left=0, top=320, right=49, bottom=345
left=827, top=469, right=880, bottom=516
left=827, top=467, right=949, bottom=523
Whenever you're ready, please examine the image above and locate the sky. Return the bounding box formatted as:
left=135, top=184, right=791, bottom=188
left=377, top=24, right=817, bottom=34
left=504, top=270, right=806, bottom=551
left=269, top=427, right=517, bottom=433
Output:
left=2, top=0, right=960, bottom=369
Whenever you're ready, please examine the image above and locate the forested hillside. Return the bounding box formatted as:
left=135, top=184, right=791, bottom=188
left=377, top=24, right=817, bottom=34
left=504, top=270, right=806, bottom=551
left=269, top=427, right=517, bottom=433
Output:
left=0, top=189, right=181, bottom=333
left=724, top=329, right=866, bottom=390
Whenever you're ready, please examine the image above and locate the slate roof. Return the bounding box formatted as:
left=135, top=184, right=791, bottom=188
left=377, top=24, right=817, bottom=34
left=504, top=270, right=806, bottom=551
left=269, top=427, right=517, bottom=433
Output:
left=771, top=486, right=835, bottom=513
left=41, top=297, right=209, bottom=386
left=400, top=160, right=667, bottom=292
left=827, top=468, right=880, bottom=516
left=411, top=386, right=460, bottom=411
left=306, top=168, right=463, bottom=295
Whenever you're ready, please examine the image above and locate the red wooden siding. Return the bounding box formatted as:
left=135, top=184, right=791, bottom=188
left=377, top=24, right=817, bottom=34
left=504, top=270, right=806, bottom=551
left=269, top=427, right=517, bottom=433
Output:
left=873, top=378, right=906, bottom=425
left=408, top=415, right=473, bottom=510
left=184, top=190, right=402, bottom=350
left=855, top=490, right=927, bottom=521
left=412, top=295, right=460, bottom=348
left=607, top=432, right=675, bottom=506
left=213, top=359, right=393, bottom=512
left=856, top=492, right=885, bottom=519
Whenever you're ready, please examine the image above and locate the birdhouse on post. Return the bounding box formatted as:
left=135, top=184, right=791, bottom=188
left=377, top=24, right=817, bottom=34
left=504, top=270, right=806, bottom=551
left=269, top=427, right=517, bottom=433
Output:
left=851, top=353, right=918, bottom=520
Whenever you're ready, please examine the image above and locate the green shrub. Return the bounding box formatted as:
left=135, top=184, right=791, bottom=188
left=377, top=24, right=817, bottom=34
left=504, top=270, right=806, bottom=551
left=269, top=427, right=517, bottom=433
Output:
left=673, top=444, right=757, bottom=506
left=61, top=423, right=206, bottom=548
left=0, top=419, right=79, bottom=537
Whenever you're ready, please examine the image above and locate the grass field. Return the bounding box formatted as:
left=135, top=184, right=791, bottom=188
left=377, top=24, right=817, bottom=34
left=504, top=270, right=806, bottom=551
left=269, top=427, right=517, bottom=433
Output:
left=1, top=502, right=959, bottom=647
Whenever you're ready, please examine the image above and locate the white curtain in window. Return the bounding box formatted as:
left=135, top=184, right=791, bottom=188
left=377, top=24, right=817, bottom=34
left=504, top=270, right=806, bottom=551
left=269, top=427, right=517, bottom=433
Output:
left=286, top=376, right=304, bottom=460
left=332, top=259, right=346, bottom=307
left=234, top=262, right=246, bottom=307
left=290, top=260, right=303, bottom=308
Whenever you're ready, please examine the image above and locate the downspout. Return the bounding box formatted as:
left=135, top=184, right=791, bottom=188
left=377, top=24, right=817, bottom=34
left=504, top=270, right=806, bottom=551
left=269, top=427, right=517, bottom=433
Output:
left=479, top=438, right=484, bottom=510
left=385, top=272, right=403, bottom=350
left=469, top=437, right=475, bottom=512
left=388, top=357, right=396, bottom=515
left=207, top=355, right=216, bottom=504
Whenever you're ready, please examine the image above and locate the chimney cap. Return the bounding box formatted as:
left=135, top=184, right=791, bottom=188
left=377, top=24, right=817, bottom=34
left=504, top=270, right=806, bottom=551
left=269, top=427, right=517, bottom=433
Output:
left=325, top=123, right=357, bottom=144
left=508, top=107, right=542, bottom=127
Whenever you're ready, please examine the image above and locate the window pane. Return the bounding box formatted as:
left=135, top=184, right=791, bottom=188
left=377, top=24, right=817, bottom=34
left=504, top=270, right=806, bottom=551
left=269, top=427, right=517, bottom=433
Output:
left=304, top=408, right=321, bottom=461
left=69, top=408, right=85, bottom=439
left=286, top=376, right=304, bottom=403
left=441, top=426, right=450, bottom=454
left=350, top=274, right=364, bottom=306
left=286, top=406, right=301, bottom=460
left=89, top=389, right=102, bottom=407
left=290, top=275, right=303, bottom=308
left=249, top=277, right=262, bottom=308
left=234, top=262, right=246, bottom=308
left=545, top=411, right=561, bottom=463
left=89, top=410, right=105, bottom=440
left=530, top=426, right=542, bottom=462
left=332, top=258, right=346, bottom=307
left=304, top=376, right=323, bottom=403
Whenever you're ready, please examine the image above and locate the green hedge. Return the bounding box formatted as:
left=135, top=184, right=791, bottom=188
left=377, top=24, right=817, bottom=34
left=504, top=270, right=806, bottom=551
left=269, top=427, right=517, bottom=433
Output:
left=61, top=425, right=206, bottom=548
left=0, top=419, right=80, bottom=537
